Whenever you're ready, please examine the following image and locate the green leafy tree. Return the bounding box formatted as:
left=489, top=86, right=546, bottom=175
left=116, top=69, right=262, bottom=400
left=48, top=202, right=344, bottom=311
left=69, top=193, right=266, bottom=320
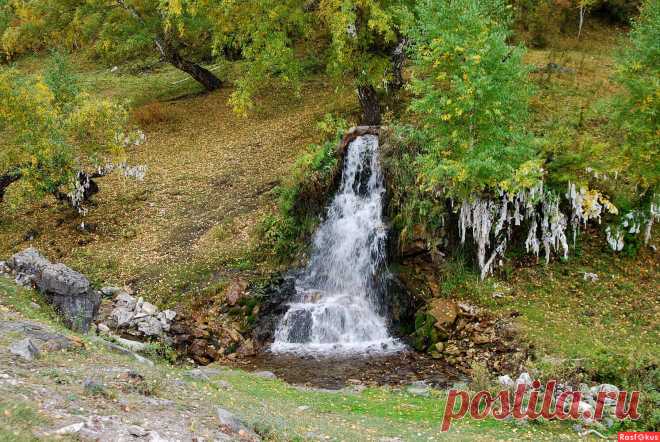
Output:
left=0, top=53, right=136, bottom=211
left=179, top=0, right=413, bottom=123
left=406, top=0, right=541, bottom=200
left=612, top=0, right=659, bottom=198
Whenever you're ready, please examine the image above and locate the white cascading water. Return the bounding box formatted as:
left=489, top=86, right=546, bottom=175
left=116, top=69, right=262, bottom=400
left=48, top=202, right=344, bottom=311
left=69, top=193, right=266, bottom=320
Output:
left=271, top=135, right=402, bottom=354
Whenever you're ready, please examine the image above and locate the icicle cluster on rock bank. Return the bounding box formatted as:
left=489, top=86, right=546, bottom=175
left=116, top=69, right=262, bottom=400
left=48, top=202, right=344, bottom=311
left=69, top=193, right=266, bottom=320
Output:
left=458, top=182, right=656, bottom=279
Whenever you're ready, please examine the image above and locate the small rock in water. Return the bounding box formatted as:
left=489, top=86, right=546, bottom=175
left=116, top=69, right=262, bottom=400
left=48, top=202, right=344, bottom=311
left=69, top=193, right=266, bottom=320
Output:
left=10, top=338, right=40, bottom=361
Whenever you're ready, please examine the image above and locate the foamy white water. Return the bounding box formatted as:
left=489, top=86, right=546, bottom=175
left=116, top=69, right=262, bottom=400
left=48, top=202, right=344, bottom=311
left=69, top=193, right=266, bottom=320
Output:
left=271, top=134, right=402, bottom=355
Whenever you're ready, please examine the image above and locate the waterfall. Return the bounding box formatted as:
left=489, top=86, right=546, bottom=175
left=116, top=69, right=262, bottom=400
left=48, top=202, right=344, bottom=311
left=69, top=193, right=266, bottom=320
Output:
left=271, top=134, right=402, bottom=354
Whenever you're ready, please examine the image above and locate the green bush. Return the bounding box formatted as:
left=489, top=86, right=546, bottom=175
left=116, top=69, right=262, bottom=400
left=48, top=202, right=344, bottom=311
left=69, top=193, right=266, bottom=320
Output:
left=611, top=0, right=659, bottom=198
left=407, top=0, right=541, bottom=201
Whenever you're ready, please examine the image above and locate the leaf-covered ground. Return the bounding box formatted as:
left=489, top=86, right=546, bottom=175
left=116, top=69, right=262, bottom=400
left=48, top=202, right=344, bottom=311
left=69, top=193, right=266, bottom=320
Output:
left=0, top=58, right=353, bottom=307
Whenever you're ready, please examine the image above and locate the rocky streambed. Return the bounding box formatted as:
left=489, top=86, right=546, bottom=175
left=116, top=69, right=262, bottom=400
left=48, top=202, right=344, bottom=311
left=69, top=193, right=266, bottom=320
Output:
left=230, top=350, right=463, bottom=390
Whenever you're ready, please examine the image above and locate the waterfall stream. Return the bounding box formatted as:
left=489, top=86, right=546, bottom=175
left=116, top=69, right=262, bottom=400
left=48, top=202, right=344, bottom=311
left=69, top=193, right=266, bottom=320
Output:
left=271, top=135, right=402, bottom=354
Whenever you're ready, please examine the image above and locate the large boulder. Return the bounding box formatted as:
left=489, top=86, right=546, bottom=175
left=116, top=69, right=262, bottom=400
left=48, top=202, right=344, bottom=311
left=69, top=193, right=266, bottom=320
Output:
left=37, top=263, right=90, bottom=296
left=36, top=262, right=100, bottom=333
left=380, top=274, right=420, bottom=336
left=6, top=249, right=100, bottom=333
left=428, top=299, right=458, bottom=330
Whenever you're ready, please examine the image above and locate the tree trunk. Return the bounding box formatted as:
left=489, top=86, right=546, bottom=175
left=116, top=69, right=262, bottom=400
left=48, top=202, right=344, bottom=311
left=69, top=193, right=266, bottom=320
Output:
left=53, top=171, right=100, bottom=212
left=0, top=169, right=21, bottom=203
left=156, top=37, right=222, bottom=91
left=116, top=0, right=222, bottom=92
left=357, top=85, right=381, bottom=126
left=388, top=37, right=408, bottom=91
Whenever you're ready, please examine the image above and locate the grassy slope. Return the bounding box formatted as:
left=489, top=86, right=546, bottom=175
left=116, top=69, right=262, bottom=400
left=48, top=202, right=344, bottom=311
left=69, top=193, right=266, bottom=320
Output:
left=0, top=57, right=353, bottom=307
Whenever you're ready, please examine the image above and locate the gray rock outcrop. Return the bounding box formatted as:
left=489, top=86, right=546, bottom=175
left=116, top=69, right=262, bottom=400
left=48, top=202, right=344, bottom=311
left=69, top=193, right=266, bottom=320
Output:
left=10, top=338, right=41, bottom=360
left=101, top=292, right=176, bottom=339
left=5, top=248, right=101, bottom=333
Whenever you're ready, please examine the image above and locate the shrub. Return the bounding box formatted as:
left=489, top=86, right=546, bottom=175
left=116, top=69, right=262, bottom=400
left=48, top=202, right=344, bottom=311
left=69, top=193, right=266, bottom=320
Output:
left=0, top=52, right=138, bottom=211
left=132, top=102, right=174, bottom=126
left=611, top=0, right=659, bottom=199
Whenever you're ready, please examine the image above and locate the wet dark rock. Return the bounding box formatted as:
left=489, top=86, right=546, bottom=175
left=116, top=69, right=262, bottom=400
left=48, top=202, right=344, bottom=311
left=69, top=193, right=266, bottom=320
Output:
left=282, top=309, right=312, bottom=343
left=381, top=275, right=420, bottom=337
left=252, top=273, right=297, bottom=346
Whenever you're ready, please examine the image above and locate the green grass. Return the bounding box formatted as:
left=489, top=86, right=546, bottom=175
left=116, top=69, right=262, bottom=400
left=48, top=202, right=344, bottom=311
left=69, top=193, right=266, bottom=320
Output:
left=0, top=401, right=46, bottom=442
left=166, top=367, right=574, bottom=441
left=0, top=277, right=60, bottom=325
left=434, top=240, right=658, bottom=365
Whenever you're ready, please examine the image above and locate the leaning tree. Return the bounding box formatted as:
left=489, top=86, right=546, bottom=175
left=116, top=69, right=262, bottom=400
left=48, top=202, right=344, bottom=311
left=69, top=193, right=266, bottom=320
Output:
left=1, top=0, right=222, bottom=91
